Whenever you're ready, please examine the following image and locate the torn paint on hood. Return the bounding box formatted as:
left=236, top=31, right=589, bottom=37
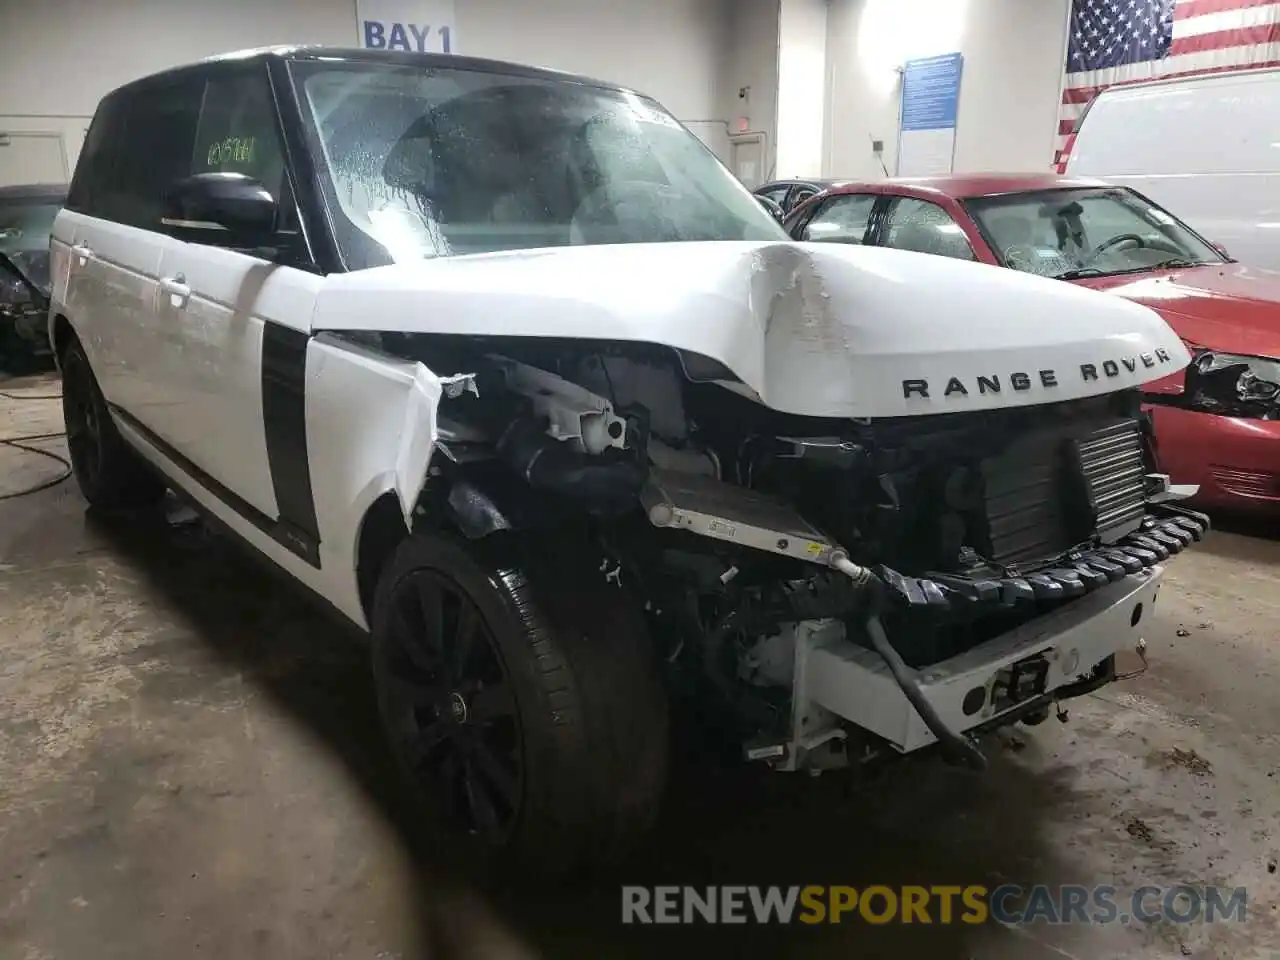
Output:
left=311, top=240, right=1191, bottom=419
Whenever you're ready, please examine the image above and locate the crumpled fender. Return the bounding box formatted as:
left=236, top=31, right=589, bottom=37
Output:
left=392, top=362, right=442, bottom=526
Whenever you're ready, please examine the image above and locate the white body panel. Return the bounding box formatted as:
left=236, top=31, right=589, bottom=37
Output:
left=109, top=332, right=441, bottom=630
left=150, top=243, right=320, bottom=517
left=305, top=334, right=441, bottom=623
left=1066, top=69, right=1280, bottom=272
left=312, top=240, right=1190, bottom=419
left=57, top=210, right=167, bottom=418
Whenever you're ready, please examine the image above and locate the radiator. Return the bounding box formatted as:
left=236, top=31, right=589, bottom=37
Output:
left=1077, top=419, right=1147, bottom=542
left=978, top=417, right=1148, bottom=567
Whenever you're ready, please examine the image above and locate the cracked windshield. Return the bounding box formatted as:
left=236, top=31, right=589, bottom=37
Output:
left=965, top=187, right=1222, bottom=280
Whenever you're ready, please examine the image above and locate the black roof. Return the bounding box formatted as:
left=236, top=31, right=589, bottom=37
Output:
left=0, top=183, right=68, bottom=203
left=103, top=45, right=640, bottom=103
left=756, top=178, right=842, bottom=190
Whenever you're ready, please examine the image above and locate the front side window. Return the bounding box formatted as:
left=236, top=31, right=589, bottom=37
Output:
left=192, top=74, right=287, bottom=202
left=881, top=197, right=975, bottom=261
left=964, top=187, right=1223, bottom=280
left=191, top=71, right=300, bottom=235
left=799, top=194, right=875, bottom=244
left=289, top=61, right=786, bottom=268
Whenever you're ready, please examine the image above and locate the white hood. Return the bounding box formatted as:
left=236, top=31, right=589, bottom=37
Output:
left=311, top=241, right=1191, bottom=419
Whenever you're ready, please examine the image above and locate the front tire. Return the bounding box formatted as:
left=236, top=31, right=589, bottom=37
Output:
left=60, top=337, right=165, bottom=510
left=370, top=530, right=668, bottom=881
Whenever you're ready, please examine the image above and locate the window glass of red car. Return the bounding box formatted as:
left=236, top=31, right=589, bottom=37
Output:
left=881, top=197, right=975, bottom=261
left=965, top=187, right=1222, bottom=280
left=800, top=194, right=875, bottom=243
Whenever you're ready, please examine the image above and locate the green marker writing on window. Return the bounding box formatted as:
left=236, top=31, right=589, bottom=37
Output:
left=207, top=136, right=256, bottom=167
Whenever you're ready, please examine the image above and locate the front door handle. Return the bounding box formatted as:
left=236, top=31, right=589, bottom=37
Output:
left=71, top=243, right=92, bottom=265
left=159, top=274, right=190, bottom=308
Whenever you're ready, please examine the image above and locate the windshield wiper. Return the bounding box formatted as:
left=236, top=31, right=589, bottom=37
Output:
left=1056, top=266, right=1106, bottom=280
left=1148, top=257, right=1202, bottom=270
left=1058, top=259, right=1202, bottom=281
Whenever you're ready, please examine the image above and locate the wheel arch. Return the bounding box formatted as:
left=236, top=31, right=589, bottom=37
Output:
left=353, top=468, right=523, bottom=625
left=51, top=312, right=76, bottom=366
left=354, top=490, right=411, bottom=627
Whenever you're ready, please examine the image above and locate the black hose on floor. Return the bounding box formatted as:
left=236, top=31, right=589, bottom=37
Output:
left=0, top=391, right=62, bottom=401
left=0, top=388, right=70, bottom=501
left=0, top=438, right=71, bottom=500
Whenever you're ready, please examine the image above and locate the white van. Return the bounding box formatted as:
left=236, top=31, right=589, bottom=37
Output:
left=1064, top=68, right=1280, bottom=272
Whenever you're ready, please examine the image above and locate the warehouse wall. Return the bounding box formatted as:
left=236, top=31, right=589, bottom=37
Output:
left=824, top=0, right=1070, bottom=179
left=717, top=0, right=781, bottom=184
left=0, top=0, right=727, bottom=182
left=775, top=0, right=826, bottom=180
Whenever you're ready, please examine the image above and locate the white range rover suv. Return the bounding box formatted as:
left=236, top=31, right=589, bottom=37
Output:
left=49, top=46, right=1208, bottom=878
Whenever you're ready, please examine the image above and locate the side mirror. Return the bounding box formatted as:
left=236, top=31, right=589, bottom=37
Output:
left=755, top=194, right=786, bottom=223
left=162, top=172, right=277, bottom=246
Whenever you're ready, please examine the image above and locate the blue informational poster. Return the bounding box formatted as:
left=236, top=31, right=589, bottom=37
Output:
left=896, top=53, right=964, bottom=175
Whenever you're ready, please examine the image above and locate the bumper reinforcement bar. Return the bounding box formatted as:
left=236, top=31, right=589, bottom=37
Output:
left=878, top=503, right=1209, bottom=612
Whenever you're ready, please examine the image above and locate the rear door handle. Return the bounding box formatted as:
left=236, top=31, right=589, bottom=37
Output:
left=159, top=273, right=190, bottom=308
left=71, top=243, right=92, bottom=265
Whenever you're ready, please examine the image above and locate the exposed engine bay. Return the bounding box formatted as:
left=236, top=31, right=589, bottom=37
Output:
left=383, top=333, right=1209, bottom=771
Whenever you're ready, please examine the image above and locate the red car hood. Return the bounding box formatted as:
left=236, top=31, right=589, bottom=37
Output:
left=1073, top=263, right=1280, bottom=357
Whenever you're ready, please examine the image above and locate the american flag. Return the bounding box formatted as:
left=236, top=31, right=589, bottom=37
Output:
left=1055, top=0, right=1280, bottom=170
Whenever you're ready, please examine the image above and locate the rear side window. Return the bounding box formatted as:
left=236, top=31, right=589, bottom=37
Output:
left=801, top=194, right=875, bottom=243
left=881, top=197, right=975, bottom=261
left=89, top=78, right=204, bottom=230
left=66, top=97, right=124, bottom=215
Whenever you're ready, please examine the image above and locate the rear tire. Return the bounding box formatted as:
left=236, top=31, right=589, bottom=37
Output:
left=60, top=337, right=165, bottom=510
left=370, top=529, right=668, bottom=882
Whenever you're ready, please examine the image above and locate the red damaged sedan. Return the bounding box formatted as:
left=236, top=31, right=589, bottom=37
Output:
left=784, top=174, right=1280, bottom=512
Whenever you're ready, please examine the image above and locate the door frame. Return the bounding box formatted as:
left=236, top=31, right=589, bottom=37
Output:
left=0, top=129, right=70, bottom=182
left=728, top=132, right=768, bottom=189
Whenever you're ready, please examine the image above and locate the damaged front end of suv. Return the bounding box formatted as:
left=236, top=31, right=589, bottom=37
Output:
left=318, top=238, right=1209, bottom=775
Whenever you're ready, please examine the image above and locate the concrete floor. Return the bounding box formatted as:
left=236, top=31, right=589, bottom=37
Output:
left=1, top=372, right=1278, bottom=960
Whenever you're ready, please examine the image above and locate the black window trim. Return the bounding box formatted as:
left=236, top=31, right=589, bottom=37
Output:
left=266, top=57, right=345, bottom=275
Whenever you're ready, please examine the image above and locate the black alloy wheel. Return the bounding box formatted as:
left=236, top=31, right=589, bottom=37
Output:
left=58, top=338, right=165, bottom=510
left=379, top=568, right=523, bottom=843
left=372, top=530, right=669, bottom=880
left=61, top=345, right=103, bottom=492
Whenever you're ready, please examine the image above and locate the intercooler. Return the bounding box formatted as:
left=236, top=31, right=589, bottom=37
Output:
left=978, top=417, right=1148, bottom=568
